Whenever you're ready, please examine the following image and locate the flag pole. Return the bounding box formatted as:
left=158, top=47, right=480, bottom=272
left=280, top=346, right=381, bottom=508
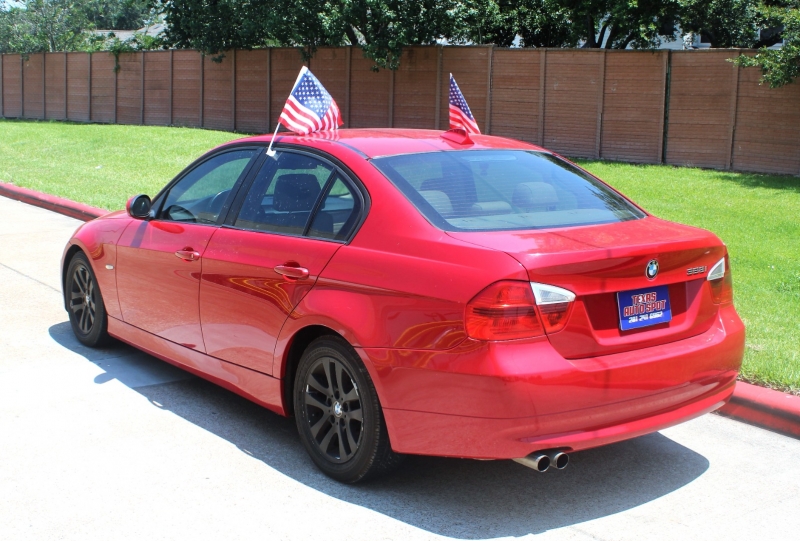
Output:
left=267, top=66, right=309, bottom=158
left=266, top=122, right=280, bottom=157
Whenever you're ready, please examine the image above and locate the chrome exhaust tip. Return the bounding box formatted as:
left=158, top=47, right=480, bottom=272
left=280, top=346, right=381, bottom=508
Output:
left=548, top=450, right=569, bottom=470
left=513, top=453, right=551, bottom=472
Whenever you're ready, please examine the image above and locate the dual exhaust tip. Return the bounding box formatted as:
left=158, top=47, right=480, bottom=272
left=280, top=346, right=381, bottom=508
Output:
left=513, top=450, right=569, bottom=473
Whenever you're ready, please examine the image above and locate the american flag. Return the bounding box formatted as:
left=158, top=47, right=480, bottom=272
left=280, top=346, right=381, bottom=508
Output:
left=279, top=67, right=342, bottom=135
left=449, top=74, right=480, bottom=134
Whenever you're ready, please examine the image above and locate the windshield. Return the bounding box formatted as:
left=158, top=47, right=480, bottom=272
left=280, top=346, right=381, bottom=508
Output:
left=372, top=150, right=646, bottom=231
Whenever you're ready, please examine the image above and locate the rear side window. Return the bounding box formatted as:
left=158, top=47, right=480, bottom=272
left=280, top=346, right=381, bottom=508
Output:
left=235, top=152, right=333, bottom=236
left=372, top=150, right=645, bottom=231
left=307, top=175, right=361, bottom=240
left=234, top=151, right=361, bottom=241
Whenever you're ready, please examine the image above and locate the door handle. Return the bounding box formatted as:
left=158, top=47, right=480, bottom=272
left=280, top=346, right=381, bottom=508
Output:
left=274, top=264, right=310, bottom=280
left=175, top=249, right=200, bottom=262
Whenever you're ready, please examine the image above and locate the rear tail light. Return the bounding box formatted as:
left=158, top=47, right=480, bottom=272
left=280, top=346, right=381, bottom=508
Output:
left=708, top=255, right=733, bottom=305
left=465, top=281, right=576, bottom=341
left=466, top=281, right=544, bottom=340
left=531, top=282, right=576, bottom=333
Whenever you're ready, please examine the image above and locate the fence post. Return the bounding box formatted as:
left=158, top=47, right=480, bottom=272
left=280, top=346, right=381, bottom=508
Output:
left=268, top=50, right=275, bottom=129
left=1, top=55, right=4, bottom=118
left=345, top=47, right=352, bottom=127
left=20, top=55, right=24, bottom=118
left=199, top=52, right=204, bottom=127
left=42, top=53, right=46, bottom=120
left=169, top=50, right=174, bottom=125
left=63, top=52, right=67, bottom=120
left=538, top=49, right=546, bottom=146
left=113, top=54, right=118, bottom=124
left=660, top=50, right=671, bottom=164
left=231, top=49, right=236, bottom=131
left=388, top=68, right=394, bottom=128
left=434, top=46, right=442, bottom=130
left=595, top=50, right=606, bottom=159
left=140, top=52, right=145, bottom=125
left=485, top=45, right=493, bottom=134
left=88, top=53, right=92, bottom=122
left=727, top=52, right=741, bottom=171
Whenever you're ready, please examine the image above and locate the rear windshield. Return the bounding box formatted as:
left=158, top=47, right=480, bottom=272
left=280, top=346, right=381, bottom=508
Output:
left=371, top=150, right=645, bottom=231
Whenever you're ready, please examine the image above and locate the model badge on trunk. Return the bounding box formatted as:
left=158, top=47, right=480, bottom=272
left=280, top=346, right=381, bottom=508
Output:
left=687, top=266, right=707, bottom=276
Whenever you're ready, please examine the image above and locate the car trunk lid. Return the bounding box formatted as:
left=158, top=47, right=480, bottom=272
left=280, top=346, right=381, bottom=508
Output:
left=448, top=217, right=726, bottom=358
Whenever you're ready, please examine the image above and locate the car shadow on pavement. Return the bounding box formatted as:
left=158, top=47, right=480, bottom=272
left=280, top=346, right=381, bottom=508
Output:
left=50, top=321, right=710, bottom=540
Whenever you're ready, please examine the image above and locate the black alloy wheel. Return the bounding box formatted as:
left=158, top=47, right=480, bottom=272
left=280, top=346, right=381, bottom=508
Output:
left=294, top=336, right=404, bottom=483
left=70, top=263, right=96, bottom=334
left=304, top=356, right=363, bottom=462
left=66, top=252, right=110, bottom=347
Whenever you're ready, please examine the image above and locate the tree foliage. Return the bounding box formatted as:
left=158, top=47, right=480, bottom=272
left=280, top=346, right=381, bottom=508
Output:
left=680, top=0, right=760, bottom=48
left=452, top=1, right=574, bottom=47
left=736, top=1, right=800, bottom=87
left=562, top=0, right=682, bottom=49
left=82, top=0, right=153, bottom=31
left=0, top=0, right=156, bottom=53
left=160, top=0, right=458, bottom=69
left=0, top=1, right=90, bottom=52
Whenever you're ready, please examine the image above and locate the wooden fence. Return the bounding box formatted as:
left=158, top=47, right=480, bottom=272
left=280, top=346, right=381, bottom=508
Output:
left=1, top=47, right=799, bottom=176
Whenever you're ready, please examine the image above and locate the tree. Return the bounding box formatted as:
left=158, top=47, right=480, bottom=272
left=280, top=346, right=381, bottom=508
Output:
left=736, top=1, right=800, bottom=87
left=452, top=0, right=574, bottom=48
left=459, top=0, right=684, bottom=49
left=680, top=0, right=760, bottom=48
left=558, top=0, right=682, bottom=49
left=516, top=0, right=575, bottom=47
left=0, top=1, right=90, bottom=53
left=160, top=0, right=458, bottom=69
left=82, top=0, right=153, bottom=30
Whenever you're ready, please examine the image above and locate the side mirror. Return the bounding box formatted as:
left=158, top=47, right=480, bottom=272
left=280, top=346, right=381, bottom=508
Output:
left=126, top=194, right=152, bottom=219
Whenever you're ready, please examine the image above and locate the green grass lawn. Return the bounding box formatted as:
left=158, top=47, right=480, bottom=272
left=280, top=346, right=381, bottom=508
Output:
left=1, top=119, right=798, bottom=394
left=0, top=119, right=240, bottom=209
left=577, top=160, right=800, bottom=395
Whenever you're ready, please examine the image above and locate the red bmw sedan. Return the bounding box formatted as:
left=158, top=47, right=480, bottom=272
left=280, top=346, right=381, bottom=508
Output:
left=62, top=129, right=744, bottom=482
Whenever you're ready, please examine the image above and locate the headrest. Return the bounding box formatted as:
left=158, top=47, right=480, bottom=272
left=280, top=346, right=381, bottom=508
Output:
left=470, top=201, right=513, bottom=215
left=273, top=174, right=321, bottom=212
left=512, top=182, right=559, bottom=210
left=419, top=190, right=453, bottom=216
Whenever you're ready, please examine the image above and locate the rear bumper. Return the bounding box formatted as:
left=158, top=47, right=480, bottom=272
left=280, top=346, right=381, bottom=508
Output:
left=360, top=305, right=744, bottom=459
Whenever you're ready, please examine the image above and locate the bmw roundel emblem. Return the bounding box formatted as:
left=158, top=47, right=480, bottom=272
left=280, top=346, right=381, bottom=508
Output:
left=645, top=259, right=659, bottom=280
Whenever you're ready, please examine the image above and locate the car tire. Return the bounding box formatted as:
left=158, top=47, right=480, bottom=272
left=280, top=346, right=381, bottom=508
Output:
left=294, top=336, right=404, bottom=483
left=65, top=252, right=111, bottom=348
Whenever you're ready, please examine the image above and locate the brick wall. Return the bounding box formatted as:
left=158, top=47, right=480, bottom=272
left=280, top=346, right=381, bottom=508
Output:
left=2, top=47, right=799, bottom=176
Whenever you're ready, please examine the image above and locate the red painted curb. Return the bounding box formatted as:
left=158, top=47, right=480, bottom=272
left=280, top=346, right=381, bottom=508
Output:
left=717, top=382, right=800, bottom=439
left=0, top=182, right=106, bottom=222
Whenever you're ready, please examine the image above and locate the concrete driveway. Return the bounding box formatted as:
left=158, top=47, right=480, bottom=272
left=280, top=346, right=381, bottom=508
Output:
left=1, top=195, right=798, bottom=541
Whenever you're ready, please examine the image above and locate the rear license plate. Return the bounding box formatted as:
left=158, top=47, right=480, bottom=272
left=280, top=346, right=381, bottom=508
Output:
left=617, top=285, right=672, bottom=331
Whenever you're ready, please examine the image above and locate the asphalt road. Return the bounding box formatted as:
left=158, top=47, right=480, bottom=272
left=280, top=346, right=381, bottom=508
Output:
left=1, top=195, right=799, bottom=541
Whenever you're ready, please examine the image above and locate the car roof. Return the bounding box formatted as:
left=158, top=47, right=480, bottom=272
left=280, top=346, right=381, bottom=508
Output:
left=232, top=129, right=545, bottom=159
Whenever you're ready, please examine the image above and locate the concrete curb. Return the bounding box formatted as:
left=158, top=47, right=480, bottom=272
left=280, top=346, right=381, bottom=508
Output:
left=0, top=182, right=106, bottom=222
left=717, top=382, right=800, bottom=439
left=2, top=183, right=800, bottom=441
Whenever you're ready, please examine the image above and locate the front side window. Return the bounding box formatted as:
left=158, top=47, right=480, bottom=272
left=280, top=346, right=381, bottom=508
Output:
left=372, top=150, right=645, bottom=231
left=160, top=149, right=257, bottom=224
